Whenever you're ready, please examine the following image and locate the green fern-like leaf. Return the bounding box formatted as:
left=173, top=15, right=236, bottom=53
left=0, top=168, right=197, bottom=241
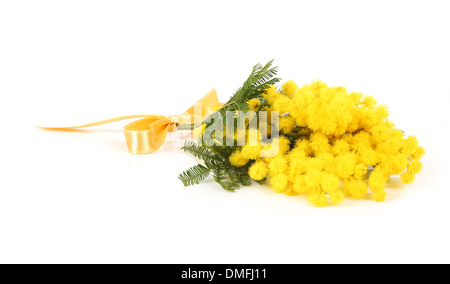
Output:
left=212, top=168, right=238, bottom=191
left=255, top=177, right=267, bottom=185
left=181, top=141, right=224, bottom=164
left=224, top=60, right=280, bottom=112
left=236, top=170, right=252, bottom=186
left=178, top=164, right=211, bottom=187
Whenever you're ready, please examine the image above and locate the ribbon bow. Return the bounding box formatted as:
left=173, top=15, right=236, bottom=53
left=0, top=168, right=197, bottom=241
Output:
left=38, top=89, right=221, bottom=154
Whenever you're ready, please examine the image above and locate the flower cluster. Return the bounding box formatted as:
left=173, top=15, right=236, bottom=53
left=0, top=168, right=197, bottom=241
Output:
left=229, top=80, right=425, bottom=206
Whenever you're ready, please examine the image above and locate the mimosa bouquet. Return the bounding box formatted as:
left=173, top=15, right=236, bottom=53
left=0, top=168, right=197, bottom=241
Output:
left=178, top=60, right=425, bottom=206
left=40, top=60, right=425, bottom=207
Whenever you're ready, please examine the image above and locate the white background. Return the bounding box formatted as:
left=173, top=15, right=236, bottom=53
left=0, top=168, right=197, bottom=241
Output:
left=1, top=0, right=449, bottom=264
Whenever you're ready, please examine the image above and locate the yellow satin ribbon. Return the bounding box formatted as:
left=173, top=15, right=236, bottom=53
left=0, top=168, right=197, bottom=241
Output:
left=38, top=89, right=221, bottom=154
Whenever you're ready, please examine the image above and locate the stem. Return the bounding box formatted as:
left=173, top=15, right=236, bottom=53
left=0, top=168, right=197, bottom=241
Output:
left=177, top=123, right=194, bottom=131
left=177, top=121, right=203, bottom=131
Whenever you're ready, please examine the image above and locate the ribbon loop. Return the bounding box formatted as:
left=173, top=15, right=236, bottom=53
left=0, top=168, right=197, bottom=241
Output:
left=123, top=116, right=171, bottom=154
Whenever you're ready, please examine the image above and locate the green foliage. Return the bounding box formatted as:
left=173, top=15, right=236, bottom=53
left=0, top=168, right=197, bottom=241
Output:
left=181, top=141, right=223, bottom=164
left=220, top=59, right=280, bottom=113
left=178, top=141, right=252, bottom=191
left=178, top=164, right=211, bottom=187
left=178, top=60, right=280, bottom=191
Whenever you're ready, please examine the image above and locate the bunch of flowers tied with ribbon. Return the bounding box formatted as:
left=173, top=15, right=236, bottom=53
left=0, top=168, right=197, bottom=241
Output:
left=41, top=60, right=425, bottom=207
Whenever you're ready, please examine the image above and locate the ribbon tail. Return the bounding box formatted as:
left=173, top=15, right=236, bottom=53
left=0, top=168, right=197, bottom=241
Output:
left=36, top=115, right=162, bottom=130
left=181, top=89, right=221, bottom=123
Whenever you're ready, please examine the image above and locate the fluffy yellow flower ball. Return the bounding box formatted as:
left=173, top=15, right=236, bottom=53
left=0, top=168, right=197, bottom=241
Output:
left=248, top=160, right=268, bottom=181
left=229, top=150, right=249, bottom=167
